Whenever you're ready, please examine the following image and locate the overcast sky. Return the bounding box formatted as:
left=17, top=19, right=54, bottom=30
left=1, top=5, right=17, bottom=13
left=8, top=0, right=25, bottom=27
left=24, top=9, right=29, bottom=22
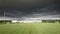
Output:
left=0, top=0, right=60, bottom=19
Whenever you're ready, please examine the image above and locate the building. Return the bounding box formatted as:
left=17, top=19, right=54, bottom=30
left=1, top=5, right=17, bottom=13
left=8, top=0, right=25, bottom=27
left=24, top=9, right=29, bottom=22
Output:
left=0, top=17, right=60, bottom=24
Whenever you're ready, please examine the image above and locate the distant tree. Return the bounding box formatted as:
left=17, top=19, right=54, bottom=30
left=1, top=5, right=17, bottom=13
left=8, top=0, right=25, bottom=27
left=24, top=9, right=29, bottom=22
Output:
left=0, top=20, right=12, bottom=24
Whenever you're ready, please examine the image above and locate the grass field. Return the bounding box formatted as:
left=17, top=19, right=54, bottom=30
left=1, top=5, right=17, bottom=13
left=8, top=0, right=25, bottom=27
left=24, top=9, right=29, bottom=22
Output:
left=0, top=23, right=60, bottom=34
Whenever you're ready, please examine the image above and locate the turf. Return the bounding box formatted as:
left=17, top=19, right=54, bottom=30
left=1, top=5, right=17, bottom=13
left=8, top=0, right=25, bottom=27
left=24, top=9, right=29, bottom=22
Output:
left=0, top=23, right=60, bottom=34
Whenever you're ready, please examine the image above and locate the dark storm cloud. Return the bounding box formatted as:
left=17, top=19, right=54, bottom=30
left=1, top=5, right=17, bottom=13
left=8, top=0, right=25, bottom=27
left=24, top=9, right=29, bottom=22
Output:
left=0, top=0, right=60, bottom=18
left=5, top=10, right=23, bottom=18
left=0, top=9, right=4, bottom=16
left=5, top=4, right=60, bottom=18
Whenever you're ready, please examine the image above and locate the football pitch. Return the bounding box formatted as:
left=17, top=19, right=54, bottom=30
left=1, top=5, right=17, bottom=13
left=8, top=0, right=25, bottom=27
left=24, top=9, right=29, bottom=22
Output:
left=0, top=23, right=60, bottom=34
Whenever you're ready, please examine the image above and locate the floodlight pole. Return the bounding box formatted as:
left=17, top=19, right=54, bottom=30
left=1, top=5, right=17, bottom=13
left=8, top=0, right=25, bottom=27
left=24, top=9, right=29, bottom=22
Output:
left=4, top=9, right=6, bottom=24
left=4, top=10, right=5, bottom=20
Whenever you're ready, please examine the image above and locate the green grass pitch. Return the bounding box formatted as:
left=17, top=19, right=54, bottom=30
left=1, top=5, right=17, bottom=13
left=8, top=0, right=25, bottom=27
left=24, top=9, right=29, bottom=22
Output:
left=0, top=23, right=60, bottom=34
